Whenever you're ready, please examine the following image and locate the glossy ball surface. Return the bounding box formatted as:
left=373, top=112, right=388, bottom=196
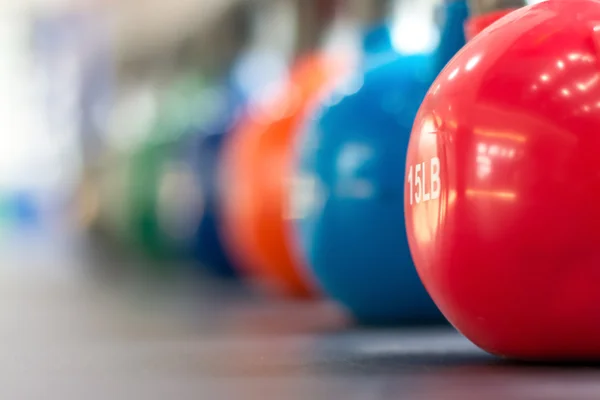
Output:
left=220, top=54, right=347, bottom=298
left=290, top=0, right=468, bottom=325
left=292, top=55, right=441, bottom=324
left=405, top=0, right=600, bottom=360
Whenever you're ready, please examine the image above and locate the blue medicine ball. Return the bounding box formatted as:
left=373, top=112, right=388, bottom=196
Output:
left=290, top=0, right=468, bottom=324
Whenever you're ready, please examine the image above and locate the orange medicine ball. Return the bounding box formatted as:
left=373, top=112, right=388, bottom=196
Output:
left=220, top=53, right=350, bottom=298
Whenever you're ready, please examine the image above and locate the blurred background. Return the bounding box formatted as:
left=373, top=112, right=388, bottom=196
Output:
left=0, top=0, right=567, bottom=398
left=4, top=0, right=365, bottom=248
left=0, top=0, right=454, bottom=276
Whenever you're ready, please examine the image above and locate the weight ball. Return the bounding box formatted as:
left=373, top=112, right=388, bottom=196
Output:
left=184, top=103, right=241, bottom=277
left=220, top=53, right=349, bottom=298
left=290, top=0, right=468, bottom=325
left=405, top=0, right=600, bottom=360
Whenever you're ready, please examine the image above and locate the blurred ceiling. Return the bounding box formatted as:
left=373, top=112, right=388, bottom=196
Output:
left=26, top=0, right=246, bottom=72
left=110, top=0, right=243, bottom=62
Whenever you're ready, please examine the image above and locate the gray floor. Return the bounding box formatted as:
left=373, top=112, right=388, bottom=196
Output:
left=2, top=232, right=600, bottom=399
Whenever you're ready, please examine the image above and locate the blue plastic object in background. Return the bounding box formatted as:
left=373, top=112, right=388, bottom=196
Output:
left=289, top=0, right=468, bottom=325
left=11, top=192, right=40, bottom=228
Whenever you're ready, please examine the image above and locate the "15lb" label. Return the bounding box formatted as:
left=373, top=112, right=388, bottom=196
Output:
left=407, top=157, right=440, bottom=205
